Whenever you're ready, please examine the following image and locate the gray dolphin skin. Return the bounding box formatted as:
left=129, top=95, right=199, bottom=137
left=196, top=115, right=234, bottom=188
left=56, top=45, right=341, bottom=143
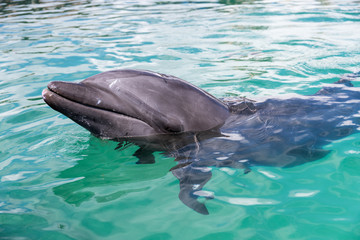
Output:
left=42, top=69, right=360, bottom=214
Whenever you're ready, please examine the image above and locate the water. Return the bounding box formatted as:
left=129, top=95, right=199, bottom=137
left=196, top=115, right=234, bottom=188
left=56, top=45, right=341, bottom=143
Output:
left=1, top=0, right=360, bottom=239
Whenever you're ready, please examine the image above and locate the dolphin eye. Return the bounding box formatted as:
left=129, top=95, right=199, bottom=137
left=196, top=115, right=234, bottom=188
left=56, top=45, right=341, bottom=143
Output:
left=164, top=124, right=184, bottom=133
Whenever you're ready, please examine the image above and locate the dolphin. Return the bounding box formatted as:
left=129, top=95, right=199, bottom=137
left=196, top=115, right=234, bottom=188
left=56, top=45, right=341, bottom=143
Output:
left=42, top=69, right=229, bottom=138
left=42, top=69, right=360, bottom=214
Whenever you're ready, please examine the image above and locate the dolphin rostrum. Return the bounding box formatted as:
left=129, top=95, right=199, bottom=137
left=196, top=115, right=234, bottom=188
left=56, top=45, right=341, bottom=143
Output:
left=43, top=69, right=360, bottom=214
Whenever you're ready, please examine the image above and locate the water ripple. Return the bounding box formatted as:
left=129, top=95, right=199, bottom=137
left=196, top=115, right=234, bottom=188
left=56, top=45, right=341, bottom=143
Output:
left=1, top=0, right=360, bottom=239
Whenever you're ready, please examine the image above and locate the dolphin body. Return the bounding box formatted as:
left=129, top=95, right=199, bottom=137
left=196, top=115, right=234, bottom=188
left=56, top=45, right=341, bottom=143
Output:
left=43, top=69, right=360, bottom=214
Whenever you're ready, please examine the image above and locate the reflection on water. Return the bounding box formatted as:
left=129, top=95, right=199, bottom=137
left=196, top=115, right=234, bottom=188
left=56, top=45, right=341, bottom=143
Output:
left=52, top=140, right=175, bottom=207
left=220, top=0, right=333, bottom=5
left=1, top=0, right=360, bottom=239
left=0, top=0, right=88, bottom=17
left=219, top=0, right=255, bottom=4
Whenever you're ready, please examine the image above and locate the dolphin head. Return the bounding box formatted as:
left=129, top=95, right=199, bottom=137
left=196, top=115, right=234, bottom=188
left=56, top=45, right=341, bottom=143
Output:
left=42, top=69, right=230, bottom=139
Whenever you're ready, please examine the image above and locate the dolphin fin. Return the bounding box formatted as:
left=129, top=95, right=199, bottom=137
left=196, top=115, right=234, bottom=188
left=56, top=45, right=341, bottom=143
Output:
left=171, top=164, right=212, bottom=215
left=179, top=187, right=209, bottom=215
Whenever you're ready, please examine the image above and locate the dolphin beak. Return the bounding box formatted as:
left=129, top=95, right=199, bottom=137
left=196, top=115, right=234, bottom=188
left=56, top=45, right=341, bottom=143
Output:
left=42, top=81, right=158, bottom=139
left=44, top=81, right=105, bottom=108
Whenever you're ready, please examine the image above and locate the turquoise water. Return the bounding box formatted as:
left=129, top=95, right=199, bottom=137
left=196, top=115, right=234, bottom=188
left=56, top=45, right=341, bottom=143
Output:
left=1, top=0, right=360, bottom=239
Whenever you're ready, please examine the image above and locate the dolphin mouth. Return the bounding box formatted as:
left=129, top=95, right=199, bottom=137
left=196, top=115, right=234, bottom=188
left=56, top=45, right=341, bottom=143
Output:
left=42, top=81, right=139, bottom=121
left=44, top=81, right=104, bottom=110
left=42, top=81, right=161, bottom=139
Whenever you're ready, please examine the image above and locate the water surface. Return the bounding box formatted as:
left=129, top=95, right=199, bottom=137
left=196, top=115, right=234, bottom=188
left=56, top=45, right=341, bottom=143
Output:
left=1, top=0, right=360, bottom=239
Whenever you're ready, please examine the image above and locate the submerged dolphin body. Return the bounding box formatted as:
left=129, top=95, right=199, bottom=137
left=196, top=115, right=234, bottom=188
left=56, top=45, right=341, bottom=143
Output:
left=43, top=69, right=360, bottom=214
